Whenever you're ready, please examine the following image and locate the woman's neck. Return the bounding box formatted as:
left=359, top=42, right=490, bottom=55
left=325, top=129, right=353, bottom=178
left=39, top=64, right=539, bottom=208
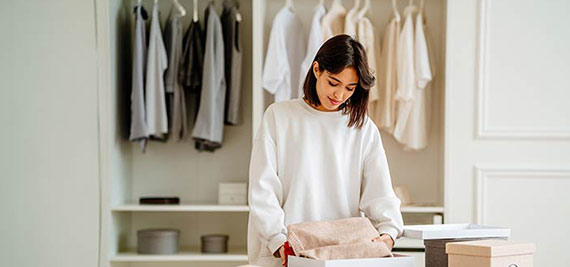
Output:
left=303, top=98, right=339, bottom=112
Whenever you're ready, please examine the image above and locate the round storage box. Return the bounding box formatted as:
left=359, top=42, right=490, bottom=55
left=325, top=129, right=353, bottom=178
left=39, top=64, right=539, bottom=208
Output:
left=137, top=228, right=180, bottom=254
left=201, top=234, right=229, bottom=253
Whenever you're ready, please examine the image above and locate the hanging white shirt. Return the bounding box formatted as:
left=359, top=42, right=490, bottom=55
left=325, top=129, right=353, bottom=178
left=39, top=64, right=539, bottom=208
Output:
left=298, top=4, right=326, bottom=98
left=262, top=7, right=306, bottom=102
left=145, top=3, right=169, bottom=139
left=356, top=16, right=380, bottom=106
left=321, top=0, right=347, bottom=41
left=397, top=11, right=435, bottom=150
left=393, top=6, right=416, bottom=143
left=247, top=98, right=404, bottom=267
left=415, top=12, right=434, bottom=90
left=344, top=5, right=359, bottom=38
left=373, top=17, right=400, bottom=133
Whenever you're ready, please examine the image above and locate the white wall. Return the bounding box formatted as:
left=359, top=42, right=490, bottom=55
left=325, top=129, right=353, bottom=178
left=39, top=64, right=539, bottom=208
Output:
left=446, top=0, right=570, bottom=265
left=0, top=1, right=100, bottom=267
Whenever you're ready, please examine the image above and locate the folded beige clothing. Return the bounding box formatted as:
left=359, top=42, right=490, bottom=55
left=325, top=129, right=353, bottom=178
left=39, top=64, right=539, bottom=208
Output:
left=299, top=240, right=392, bottom=260
left=286, top=217, right=393, bottom=260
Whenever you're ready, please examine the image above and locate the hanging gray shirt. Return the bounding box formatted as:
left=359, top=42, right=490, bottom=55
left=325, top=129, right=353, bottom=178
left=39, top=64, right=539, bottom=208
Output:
left=221, top=0, right=243, bottom=126
left=191, top=3, right=226, bottom=152
left=145, top=2, right=169, bottom=140
left=164, top=7, right=187, bottom=141
left=129, top=4, right=149, bottom=151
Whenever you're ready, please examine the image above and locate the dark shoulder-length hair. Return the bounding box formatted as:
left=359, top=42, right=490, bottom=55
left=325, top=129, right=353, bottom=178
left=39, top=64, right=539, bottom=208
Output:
left=302, top=34, right=375, bottom=129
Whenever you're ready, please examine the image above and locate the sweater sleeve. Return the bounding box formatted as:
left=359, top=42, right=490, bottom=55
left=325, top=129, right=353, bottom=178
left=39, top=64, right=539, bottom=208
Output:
left=248, top=107, right=288, bottom=256
left=360, top=124, right=404, bottom=243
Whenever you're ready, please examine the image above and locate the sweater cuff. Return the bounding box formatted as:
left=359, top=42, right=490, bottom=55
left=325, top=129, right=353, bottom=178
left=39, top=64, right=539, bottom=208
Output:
left=267, top=233, right=287, bottom=256
left=378, top=226, right=399, bottom=245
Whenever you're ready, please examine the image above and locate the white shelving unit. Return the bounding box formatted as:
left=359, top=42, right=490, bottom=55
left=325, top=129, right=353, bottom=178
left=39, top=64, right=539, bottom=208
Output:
left=96, top=0, right=448, bottom=267
left=98, top=0, right=255, bottom=266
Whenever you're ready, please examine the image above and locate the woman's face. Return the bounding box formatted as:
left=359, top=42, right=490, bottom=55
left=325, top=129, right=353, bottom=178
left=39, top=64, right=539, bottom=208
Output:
left=312, top=62, right=359, bottom=111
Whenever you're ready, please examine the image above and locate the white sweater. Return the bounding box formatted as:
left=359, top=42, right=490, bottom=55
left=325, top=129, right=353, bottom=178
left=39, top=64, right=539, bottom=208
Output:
left=247, top=98, right=404, bottom=266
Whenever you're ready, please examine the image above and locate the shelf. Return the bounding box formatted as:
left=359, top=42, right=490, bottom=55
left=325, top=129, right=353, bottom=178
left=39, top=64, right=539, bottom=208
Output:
left=111, top=202, right=250, bottom=212
left=400, top=205, right=444, bottom=213
left=110, top=246, right=248, bottom=262
left=112, top=203, right=441, bottom=213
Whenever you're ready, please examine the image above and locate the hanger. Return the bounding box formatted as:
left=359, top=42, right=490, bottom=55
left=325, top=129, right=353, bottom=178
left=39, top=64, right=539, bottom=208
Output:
left=286, top=0, right=295, bottom=12
left=419, top=0, right=426, bottom=19
left=356, top=0, right=370, bottom=20
left=134, top=0, right=149, bottom=19
left=173, top=0, right=186, bottom=16
left=391, top=0, right=401, bottom=22
left=235, top=8, right=242, bottom=22
left=154, top=0, right=158, bottom=5
left=351, top=0, right=361, bottom=11
left=192, top=0, right=198, bottom=22
left=135, top=0, right=146, bottom=18
left=405, top=0, right=418, bottom=15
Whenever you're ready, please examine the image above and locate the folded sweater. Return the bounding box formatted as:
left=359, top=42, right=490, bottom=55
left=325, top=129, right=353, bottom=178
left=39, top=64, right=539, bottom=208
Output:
left=286, top=217, right=393, bottom=260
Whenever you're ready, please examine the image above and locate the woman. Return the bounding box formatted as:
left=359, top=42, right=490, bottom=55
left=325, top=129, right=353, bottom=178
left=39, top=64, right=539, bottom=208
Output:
left=247, top=34, right=404, bottom=267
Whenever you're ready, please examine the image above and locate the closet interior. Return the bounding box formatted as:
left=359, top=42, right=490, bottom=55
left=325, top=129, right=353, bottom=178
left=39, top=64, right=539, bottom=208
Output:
left=99, top=0, right=447, bottom=266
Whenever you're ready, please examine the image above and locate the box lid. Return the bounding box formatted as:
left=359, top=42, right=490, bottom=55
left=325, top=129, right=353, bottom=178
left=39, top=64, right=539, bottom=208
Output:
left=201, top=234, right=229, bottom=241
left=403, top=224, right=511, bottom=240
left=137, top=228, right=180, bottom=237
left=446, top=239, right=536, bottom=257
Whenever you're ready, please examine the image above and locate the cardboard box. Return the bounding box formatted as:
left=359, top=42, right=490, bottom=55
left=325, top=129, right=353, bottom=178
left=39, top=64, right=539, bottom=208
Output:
left=288, top=254, right=414, bottom=267
left=424, top=237, right=507, bottom=267
left=446, top=239, right=535, bottom=267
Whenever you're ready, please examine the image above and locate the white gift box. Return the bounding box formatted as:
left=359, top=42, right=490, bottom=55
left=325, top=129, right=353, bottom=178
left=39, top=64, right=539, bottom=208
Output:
left=288, top=254, right=414, bottom=267
left=218, top=182, right=247, bottom=205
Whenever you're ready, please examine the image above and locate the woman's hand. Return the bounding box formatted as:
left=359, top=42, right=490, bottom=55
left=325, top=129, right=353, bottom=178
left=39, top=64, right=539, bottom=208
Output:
left=372, top=234, right=395, bottom=251
left=279, top=245, right=287, bottom=266
left=273, top=245, right=288, bottom=266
